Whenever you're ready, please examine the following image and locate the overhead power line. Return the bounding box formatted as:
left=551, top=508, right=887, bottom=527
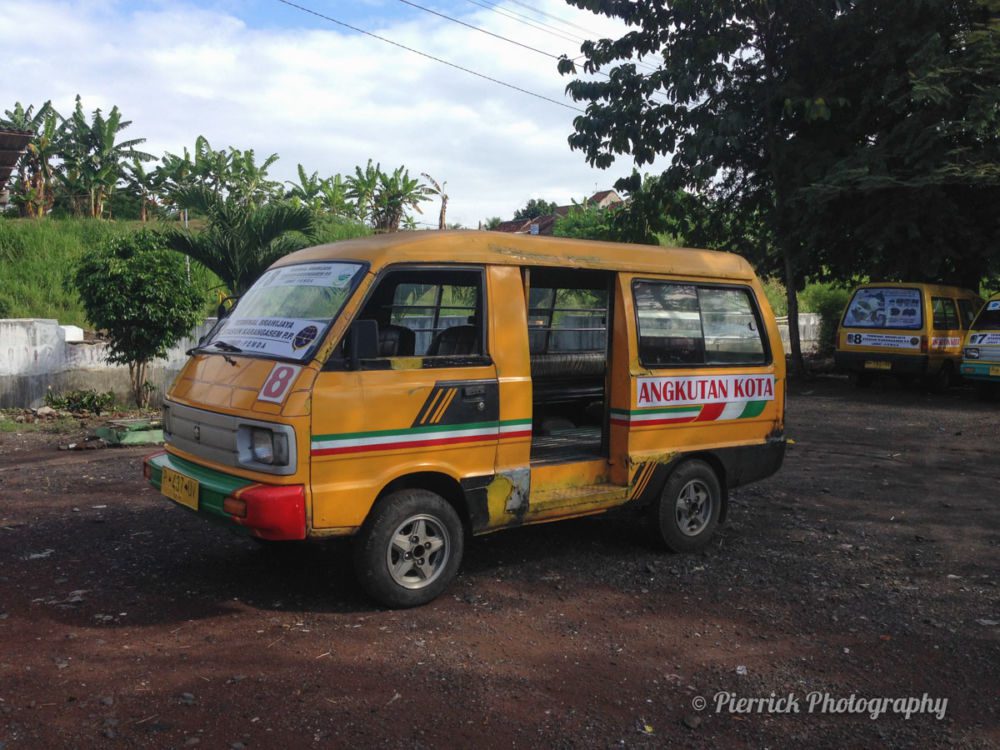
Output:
left=274, top=0, right=584, bottom=112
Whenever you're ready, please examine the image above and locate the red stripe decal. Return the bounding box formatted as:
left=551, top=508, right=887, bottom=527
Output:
left=630, top=416, right=699, bottom=427
left=695, top=402, right=725, bottom=422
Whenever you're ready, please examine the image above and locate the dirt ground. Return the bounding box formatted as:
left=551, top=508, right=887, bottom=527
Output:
left=0, top=377, right=998, bottom=749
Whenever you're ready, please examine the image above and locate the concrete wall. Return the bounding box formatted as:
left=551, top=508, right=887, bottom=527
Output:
left=776, top=313, right=821, bottom=354
left=0, top=318, right=216, bottom=409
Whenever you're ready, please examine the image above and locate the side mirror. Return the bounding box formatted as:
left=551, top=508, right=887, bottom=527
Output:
left=217, top=296, right=239, bottom=319
left=348, top=319, right=379, bottom=369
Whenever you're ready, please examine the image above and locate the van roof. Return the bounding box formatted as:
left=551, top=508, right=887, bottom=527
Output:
left=275, top=230, right=757, bottom=281
left=850, top=281, right=981, bottom=298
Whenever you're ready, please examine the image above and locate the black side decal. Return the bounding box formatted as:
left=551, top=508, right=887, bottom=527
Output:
left=411, top=379, right=499, bottom=428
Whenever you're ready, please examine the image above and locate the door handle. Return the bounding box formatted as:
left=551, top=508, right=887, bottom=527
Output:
left=463, top=385, right=486, bottom=398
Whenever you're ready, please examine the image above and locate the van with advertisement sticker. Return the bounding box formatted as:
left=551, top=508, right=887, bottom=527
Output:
left=144, top=232, right=786, bottom=607
left=834, top=282, right=982, bottom=391
left=960, top=292, right=1000, bottom=398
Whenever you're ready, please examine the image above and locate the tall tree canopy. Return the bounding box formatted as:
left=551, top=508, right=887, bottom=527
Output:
left=560, top=0, right=1000, bottom=372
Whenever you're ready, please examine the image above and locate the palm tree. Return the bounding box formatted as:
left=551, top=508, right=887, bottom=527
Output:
left=1, top=101, right=64, bottom=217
left=59, top=96, right=153, bottom=218
left=372, top=166, right=432, bottom=233
left=420, top=173, right=449, bottom=230
left=345, top=159, right=381, bottom=225
left=123, top=159, right=159, bottom=222
left=165, top=186, right=315, bottom=295
left=286, top=163, right=322, bottom=208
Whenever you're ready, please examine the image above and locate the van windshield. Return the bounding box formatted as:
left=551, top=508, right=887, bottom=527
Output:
left=972, top=300, right=1000, bottom=331
left=207, top=262, right=365, bottom=361
left=842, top=287, right=922, bottom=330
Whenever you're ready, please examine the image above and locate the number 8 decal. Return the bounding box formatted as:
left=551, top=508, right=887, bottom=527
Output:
left=258, top=363, right=302, bottom=403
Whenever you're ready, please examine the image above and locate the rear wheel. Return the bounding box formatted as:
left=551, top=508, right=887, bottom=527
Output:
left=353, top=489, right=464, bottom=608
left=652, top=460, right=722, bottom=553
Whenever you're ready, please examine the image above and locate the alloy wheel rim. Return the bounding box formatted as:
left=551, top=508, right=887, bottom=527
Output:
left=386, top=514, right=450, bottom=589
left=675, top=479, right=713, bottom=537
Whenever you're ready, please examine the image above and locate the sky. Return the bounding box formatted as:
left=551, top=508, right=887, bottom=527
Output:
left=0, top=0, right=653, bottom=227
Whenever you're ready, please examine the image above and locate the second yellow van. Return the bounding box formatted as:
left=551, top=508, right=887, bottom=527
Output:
left=835, top=283, right=981, bottom=391
left=960, top=292, right=1000, bottom=398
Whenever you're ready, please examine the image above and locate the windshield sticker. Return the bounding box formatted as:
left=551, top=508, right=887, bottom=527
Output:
left=845, top=289, right=921, bottom=328
left=987, top=301, right=1000, bottom=311
left=636, top=374, right=775, bottom=408
left=845, top=332, right=921, bottom=349
left=969, top=333, right=1000, bottom=345
left=258, top=363, right=303, bottom=403
left=218, top=317, right=326, bottom=358
left=260, top=264, right=355, bottom=288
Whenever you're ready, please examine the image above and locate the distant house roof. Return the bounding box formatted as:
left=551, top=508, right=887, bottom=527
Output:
left=0, top=129, right=32, bottom=193
left=493, top=189, right=624, bottom=236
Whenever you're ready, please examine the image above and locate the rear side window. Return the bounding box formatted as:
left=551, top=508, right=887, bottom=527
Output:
left=843, top=287, right=922, bottom=329
left=932, top=298, right=960, bottom=330
left=633, top=281, right=767, bottom=367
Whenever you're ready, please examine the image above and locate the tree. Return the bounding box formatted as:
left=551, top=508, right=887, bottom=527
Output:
left=1, top=101, right=64, bottom=218
left=560, top=0, right=1000, bottom=373
left=482, top=216, right=503, bottom=230
left=513, top=198, right=558, bottom=221
left=123, top=158, right=159, bottom=222
left=73, top=230, right=203, bottom=407
left=420, top=173, right=449, bottom=229
left=346, top=161, right=431, bottom=233
left=165, top=186, right=315, bottom=295
left=553, top=201, right=618, bottom=241
left=59, top=96, right=153, bottom=218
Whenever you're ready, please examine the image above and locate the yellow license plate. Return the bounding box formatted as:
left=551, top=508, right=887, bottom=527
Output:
left=864, top=360, right=892, bottom=370
left=990, top=366, right=1000, bottom=377
left=162, top=467, right=199, bottom=510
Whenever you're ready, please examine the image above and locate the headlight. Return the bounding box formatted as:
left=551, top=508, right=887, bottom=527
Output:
left=251, top=428, right=274, bottom=464
left=965, top=347, right=980, bottom=360
left=238, top=424, right=293, bottom=470
left=249, top=427, right=289, bottom=465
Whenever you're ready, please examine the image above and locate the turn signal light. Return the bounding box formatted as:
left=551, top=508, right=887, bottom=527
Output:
left=223, top=496, right=247, bottom=518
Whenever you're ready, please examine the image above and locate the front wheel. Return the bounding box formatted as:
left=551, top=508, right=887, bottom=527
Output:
left=652, top=460, right=723, bottom=553
left=353, top=489, right=464, bottom=608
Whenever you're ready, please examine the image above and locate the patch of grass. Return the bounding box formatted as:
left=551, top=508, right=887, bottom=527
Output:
left=0, top=414, right=80, bottom=434
left=0, top=217, right=222, bottom=325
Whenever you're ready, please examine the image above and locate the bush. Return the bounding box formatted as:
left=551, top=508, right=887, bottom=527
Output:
left=761, top=277, right=788, bottom=316
left=72, top=229, right=204, bottom=407
left=45, top=388, right=115, bottom=415
left=800, top=282, right=851, bottom=355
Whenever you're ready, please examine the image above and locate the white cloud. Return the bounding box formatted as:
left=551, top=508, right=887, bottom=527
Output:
left=0, top=0, right=653, bottom=226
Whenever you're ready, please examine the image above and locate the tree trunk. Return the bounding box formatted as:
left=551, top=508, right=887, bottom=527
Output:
left=438, top=196, right=448, bottom=230
left=129, top=361, right=149, bottom=408
left=140, top=199, right=147, bottom=223
left=783, top=247, right=806, bottom=377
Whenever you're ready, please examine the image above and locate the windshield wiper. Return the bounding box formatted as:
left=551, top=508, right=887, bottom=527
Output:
left=211, top=340, right=243, bottom=353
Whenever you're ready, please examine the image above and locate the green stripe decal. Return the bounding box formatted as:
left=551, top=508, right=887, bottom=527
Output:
left=738, top=400, right=767, bottom=418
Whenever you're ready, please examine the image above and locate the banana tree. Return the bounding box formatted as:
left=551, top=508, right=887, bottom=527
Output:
left=1, top=101, right=64, bottom=217
left=420, top=172, right=449, bottom=230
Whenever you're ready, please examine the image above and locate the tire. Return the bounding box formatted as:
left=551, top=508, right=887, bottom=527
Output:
left=925, top=363, right=952, bottom=394
left=652, top=460, right=723, bottom=553
left=352, top=489, right=464, bottom=608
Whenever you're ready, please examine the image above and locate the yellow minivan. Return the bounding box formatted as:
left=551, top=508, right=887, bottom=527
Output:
left=144, top=232, right=786, bottom=607
left=960, top=292, right=1000, bottom=397
left=834, top=282, right=982, bottom=391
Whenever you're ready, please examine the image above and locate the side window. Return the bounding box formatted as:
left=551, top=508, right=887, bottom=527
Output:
left=699, top=287, right=766, bottom=364
left=528, top=287, right=607, bottom=354
left=634, top=281, right=767, bottom=367
left=957, top=299, right=977, bottom=329
left=931, top=297, right=959, bottom=330
left=358, top=268, right=486, bottom=361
